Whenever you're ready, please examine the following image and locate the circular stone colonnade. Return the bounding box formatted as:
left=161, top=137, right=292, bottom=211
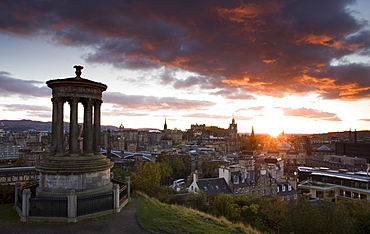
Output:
left=36, top=66, right=113, bottom=197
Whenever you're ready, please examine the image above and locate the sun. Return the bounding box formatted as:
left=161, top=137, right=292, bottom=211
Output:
left=268, top=130, right=281, bottom=138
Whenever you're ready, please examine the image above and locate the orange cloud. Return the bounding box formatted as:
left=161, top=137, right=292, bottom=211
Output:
left=296, top=34, right=362, bottom=50
left=1, top=0, right=370, bottom=102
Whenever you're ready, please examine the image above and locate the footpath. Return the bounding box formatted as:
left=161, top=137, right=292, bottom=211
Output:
left=1, top=198, right=148, bottom=234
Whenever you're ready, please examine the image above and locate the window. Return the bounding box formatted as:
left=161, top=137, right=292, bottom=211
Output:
left=316, top=191, right=323, bottom=198
left=327, top=190, right=335, bottom=198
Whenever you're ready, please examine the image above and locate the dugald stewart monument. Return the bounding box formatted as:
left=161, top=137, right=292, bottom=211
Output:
left=38, top=65, right=113, bottom=196
left=15, top=66, right=129, bottom=223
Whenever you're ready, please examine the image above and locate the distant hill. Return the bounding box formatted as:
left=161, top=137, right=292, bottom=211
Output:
left=0, top=120, right=119, bottom=132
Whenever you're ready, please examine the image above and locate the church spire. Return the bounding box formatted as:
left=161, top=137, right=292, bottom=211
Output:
left=164, top=118, right=167, bottom=130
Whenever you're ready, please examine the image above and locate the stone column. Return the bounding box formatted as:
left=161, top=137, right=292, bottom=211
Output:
left=51, top=98, right=57, bottom=155
left=69, top=97, right=79, bottom=156
left=126, top=176, right=131, bottom=201
left=113, top=184, right=120, bottom=213
left=14, top=181, right=20, bottom=208
left=83, top=98, right=94, bottom=155
left=67, top=190, right=77, bottom=223
left=55, top=97, right=65, bottom=156
left=93, top=100, right=102, bottom=154
left=21, top=189, right=31, bottom=222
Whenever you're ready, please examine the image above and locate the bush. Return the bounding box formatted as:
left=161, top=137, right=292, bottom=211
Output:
left=0, top=185, right=15, bottom=204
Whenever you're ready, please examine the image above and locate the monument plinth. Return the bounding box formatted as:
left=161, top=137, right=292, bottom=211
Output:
left=36, top=65, right=114, bottom=197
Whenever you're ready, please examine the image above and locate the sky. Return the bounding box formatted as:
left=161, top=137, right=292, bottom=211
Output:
left=1, top=0, right=370, bottom=135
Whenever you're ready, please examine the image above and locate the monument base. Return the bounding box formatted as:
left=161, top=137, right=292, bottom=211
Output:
left=36, top=153, right=114, bottom=197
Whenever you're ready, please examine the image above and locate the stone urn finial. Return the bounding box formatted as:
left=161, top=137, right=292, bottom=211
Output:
left=73, top=65, right=84, bottom=78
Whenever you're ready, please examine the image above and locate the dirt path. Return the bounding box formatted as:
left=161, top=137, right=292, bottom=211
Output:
left=1, top=198, right=147, bottom=234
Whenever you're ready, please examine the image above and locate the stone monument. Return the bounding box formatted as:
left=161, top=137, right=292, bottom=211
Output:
left=36, top=65, right=114, bottom=197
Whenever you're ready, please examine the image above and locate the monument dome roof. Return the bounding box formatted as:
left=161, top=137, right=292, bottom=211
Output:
left=277, top=142, right=291, bottom=150
left=317, top=145, right=331, bottom=151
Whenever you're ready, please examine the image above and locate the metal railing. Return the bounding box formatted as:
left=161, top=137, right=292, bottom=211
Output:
left=29, top=196, right=68, bottom=217
left=16, top=189, right=22, bottom=210
left=15, top=179, right=130, bottom=222
left=77, top=192, right=114, bottom=216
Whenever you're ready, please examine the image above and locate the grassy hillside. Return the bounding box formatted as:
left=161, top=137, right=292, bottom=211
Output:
left=0, top=195, right=259, bottom=233
left=136, top=194, right=259, bottom=234
left=0, top=203, right=19, bottom=228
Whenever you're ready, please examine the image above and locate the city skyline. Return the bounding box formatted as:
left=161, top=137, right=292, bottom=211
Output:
left=1, top=0, right=370, bottom=135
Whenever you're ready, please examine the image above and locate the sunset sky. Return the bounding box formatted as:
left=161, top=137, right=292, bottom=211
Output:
left=1, top=0, right=370, bottom=134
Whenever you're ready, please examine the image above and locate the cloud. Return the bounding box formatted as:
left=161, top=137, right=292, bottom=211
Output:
left=0, top=71, right=51, bottom=98
left=182, top=112, right=253, bottom=121
left=103, top=109, right=149, bottom=117
left=211, top=89, right=256, bottom=100
left=237, top=106, right=265, bottom=112
left=282, top=107, right=342, bottom=121
left=182, top=113, right=232, bottom=119
left=1, top=0, right=370, bottom=100
left=359, top=119, right=370, bottom=122
left=2, top=104, right=50, bottom=112
left=2, top=104, right=51, bottom=119
left=103, top=92, right=215, bottom=111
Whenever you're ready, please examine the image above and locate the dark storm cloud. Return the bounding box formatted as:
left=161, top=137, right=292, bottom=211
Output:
left=1, top=0, right=369, bottom=100
left=0, top=71, right=51, bottom=97
left=103, top=92, right=215, bottom=111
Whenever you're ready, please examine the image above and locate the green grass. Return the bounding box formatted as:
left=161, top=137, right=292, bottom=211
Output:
left=0, top=203, right=21, bottom=228
left=135, top=194, right=259, bottom=234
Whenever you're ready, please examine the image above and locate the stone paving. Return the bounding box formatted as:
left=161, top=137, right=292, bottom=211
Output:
left=1, top=198, right=147, bottom=234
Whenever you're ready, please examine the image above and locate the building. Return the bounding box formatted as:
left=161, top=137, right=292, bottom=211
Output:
left=18, top=149, right=48, bottom=166
left=298, top=167, right=370, bottom=202
left=0, top=167, right=39, bottom=185
left=188, top=173, right=232, bottom=196
left=188, top=117, right=240, bottom=154
left=306, top=154, right=367, bottom=171
left=0, top=143, right=21, bottom=163
left=335, top=142, right=370, bottom=163
left=225, top=168, right=278, bottom=197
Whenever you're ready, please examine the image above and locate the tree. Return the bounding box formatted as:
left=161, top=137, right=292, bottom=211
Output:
left=209, top=193, right=235, bottom=219
left=131, top=162, right=161, bottom=197
left=200, top=158, right=219, bottom=178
